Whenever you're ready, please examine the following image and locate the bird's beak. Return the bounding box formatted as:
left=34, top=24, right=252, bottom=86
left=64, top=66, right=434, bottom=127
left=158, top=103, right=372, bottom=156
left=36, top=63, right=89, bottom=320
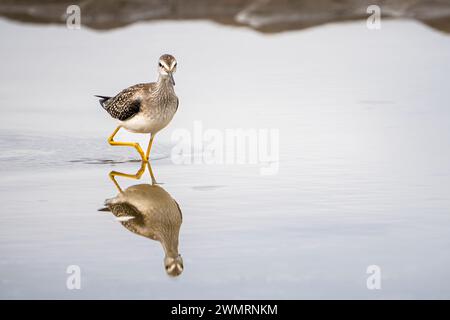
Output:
left=169, top=72, right=175, bottom=86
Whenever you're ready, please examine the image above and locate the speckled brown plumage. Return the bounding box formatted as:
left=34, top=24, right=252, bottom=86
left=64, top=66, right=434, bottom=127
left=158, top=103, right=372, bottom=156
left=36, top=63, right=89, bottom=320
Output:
left=95, top=54, right=179, bottom=135
left=97, top=84, right=147, bottom=121
left=100, top=183, right=182, bottom=255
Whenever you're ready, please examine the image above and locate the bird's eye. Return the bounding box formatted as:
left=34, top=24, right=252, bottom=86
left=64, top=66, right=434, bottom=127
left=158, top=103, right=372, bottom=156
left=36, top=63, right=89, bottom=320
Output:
left=173, top=62, right=177, bottom=68
left=159, top=62, right=163, bottom=68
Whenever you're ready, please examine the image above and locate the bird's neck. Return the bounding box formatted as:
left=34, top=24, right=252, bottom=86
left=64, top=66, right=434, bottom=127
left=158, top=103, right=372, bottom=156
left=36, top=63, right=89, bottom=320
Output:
left=156, top=76, right=174, bottom=93
left=157, top=228, right=179, bottom=257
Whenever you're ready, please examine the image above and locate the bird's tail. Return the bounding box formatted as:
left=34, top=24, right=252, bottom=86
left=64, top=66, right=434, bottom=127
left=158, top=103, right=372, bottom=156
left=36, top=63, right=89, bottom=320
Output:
left=94, top=95, right=111, bottom=109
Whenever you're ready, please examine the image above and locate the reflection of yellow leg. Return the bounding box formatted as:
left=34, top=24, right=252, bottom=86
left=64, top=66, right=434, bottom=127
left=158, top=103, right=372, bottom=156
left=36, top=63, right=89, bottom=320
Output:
left=146, top=161, right=157, bottom=185
left=109, top=161, right=146, bottom=192
left=108, top=126, right=147, bottom=162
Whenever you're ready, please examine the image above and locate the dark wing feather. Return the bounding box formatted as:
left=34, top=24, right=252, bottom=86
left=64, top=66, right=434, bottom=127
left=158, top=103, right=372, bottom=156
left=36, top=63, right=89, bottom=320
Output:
left=94, top=95, right=112, bottom=108
left=107, top=202, right=146, bottom=234
left=96, top=84, right=146, bottom=121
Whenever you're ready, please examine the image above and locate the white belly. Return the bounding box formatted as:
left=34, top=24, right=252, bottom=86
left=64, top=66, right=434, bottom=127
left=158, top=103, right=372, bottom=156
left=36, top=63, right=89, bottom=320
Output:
left=119, top=112, right=174, bottom=134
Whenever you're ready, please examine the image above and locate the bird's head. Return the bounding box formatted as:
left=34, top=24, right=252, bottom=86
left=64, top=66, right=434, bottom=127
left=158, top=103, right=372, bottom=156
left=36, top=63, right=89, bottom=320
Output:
left=164, top=254, right=183, bottom=277
left=158, top=54, right=177, bottom=85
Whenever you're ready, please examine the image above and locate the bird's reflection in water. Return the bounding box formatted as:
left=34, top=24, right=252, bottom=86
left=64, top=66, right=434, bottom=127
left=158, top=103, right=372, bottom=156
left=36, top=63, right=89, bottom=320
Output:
left=99, top=161, right=184, bottom=277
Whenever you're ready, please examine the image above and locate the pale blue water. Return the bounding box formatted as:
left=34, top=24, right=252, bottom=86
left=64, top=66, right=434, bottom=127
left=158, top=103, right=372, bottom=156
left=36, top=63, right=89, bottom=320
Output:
left=0, top=19, right=450, bottom=299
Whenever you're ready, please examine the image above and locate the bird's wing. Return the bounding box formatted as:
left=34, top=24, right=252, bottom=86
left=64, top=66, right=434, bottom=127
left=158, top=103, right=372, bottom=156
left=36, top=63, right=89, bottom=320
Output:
left=96, top=83, right=147, bottom=121
left=94, top=95, right=112, bottom=108
left=106, top=202, right=148, bottom=235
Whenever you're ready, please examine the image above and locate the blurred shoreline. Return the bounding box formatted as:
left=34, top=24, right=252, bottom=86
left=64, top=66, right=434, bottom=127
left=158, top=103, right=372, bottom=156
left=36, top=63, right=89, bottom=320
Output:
left=0, top=0, right=450, bottom=33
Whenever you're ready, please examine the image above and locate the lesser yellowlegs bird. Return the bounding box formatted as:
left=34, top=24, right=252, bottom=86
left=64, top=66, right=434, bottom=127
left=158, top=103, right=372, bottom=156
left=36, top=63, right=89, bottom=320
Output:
left=96, top=54, right=178, bottom=162
left=100, top=180, right=184, bottom=277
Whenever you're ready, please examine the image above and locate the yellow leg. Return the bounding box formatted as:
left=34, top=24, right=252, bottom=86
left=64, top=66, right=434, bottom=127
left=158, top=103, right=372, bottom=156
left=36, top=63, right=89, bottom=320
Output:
left=145, top=134, right=155, bottom=161
left=109, top=161, right=146, bottom=192
left=108, top=126, right=147, bottom=162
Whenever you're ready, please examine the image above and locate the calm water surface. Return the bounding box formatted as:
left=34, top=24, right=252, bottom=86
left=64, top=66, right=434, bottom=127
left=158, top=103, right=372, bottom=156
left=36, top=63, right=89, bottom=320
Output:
left=0, top=19, right=450, bottom=298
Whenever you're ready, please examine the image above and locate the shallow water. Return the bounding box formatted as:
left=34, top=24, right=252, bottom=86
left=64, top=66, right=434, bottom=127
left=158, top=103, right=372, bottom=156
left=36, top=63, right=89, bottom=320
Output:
left=1, top=18, right=450, bottom=299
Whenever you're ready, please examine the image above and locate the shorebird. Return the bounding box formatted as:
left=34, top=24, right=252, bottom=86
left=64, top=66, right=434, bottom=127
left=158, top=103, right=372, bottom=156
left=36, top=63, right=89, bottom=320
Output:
left=100, top=178, right=184, bottom=277
left=96, top=54, right=178, bottom=162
